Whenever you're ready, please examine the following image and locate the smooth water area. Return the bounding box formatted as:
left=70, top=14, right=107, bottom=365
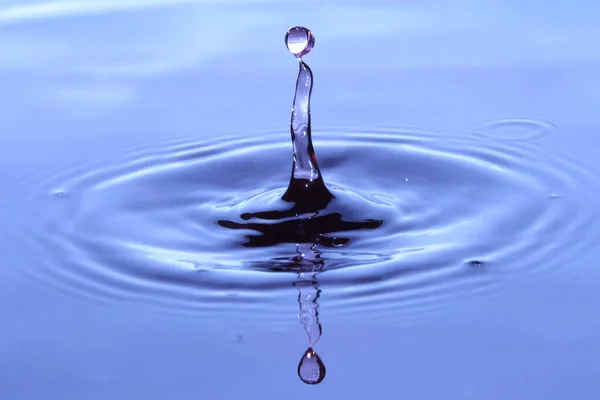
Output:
left=2, top=1, right=600, bottom=398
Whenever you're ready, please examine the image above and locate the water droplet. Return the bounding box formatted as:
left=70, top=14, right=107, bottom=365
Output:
left=332, top=237, right=347, bottom=247
left=469, top=260, right=485, bottom=267
left=285, top=26, right=315, bottom=59
left=297, top=348, right=326, bottom=385
left=549, top=194, right=560, bottom=199
left=52, top=189, right=66, bottom=197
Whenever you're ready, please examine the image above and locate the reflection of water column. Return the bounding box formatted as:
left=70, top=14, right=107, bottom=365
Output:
left=295, top=279, right=326, bottom=385
left=297, top=276, right=322, bottom=347
left=294, top=243, right=326, bottom=385
left=293, top=242, right=323, bottom=270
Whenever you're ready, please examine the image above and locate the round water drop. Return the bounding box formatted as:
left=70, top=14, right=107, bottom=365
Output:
left=297, top=348, right=326, bottom=385
left=285, top=26, right=315, bottom=59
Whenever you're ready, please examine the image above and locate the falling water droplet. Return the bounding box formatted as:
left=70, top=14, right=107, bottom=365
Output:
left=297, top=348, right=326, bottom=385
left=285, top=26, right=315, bottom=59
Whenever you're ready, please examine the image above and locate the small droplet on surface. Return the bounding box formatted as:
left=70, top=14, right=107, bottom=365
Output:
left=469, top=260, right=485, bottom=267
left=52, top=189, right=66, bottom=197
left=298, top=348, right=326, bottom=385
left=331, top=237, right=349, bottom=247
left=285, top=26, right=315, bottom=59
left=549, top=194, right=560, bottom=199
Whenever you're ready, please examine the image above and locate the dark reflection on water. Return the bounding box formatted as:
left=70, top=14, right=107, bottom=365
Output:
left=218, top=211, right=382, bottom=249
left=5, top=127, right=599, bottom=318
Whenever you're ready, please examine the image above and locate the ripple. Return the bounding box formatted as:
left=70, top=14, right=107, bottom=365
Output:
left=474, top=118, right=558, bottom=142
left=5, top=126, right=599, bottom=322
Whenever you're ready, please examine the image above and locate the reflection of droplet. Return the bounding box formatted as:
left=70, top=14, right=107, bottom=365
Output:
left=298, top=348, right=326, bottom=385
left=285, top=26, right=315, bottom=59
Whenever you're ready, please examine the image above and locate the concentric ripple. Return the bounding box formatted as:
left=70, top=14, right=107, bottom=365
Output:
left=6, top=126, right=599, bottom=321
left=473, top=118, right=558, bottom=142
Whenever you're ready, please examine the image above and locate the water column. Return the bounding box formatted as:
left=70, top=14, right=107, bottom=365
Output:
left=282, top=26, right=334, bottom=209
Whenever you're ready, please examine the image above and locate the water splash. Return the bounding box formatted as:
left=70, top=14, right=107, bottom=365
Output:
left=216, top=26, right=382, bottom=254
left=282, top=26, right=334, bottom=210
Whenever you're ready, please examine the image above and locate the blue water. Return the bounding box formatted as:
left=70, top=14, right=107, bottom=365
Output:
left=2, top=1, right=600, bottom=398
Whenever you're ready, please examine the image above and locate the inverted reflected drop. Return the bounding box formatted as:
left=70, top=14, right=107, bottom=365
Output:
left=298, top=347, right=326, bottom=385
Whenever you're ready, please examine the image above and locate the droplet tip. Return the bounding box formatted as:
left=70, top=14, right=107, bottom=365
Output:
left=285, top=26, right=315, bottom=59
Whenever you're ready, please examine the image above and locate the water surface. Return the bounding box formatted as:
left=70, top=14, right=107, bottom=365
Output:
left=1, top=1, right=600, bottom=398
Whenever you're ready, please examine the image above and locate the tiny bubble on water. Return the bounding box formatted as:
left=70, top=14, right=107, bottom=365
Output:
left=332, top=237, right=349, bottom=247
left=469, top=260, right=485, bottom=267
